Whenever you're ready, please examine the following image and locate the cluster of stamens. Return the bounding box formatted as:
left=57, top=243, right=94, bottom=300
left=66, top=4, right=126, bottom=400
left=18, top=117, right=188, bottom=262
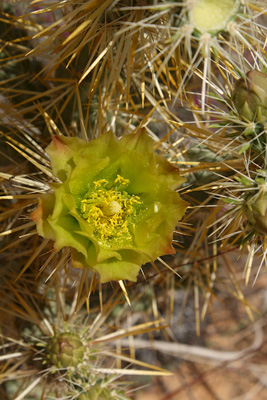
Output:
left=79, top=175, right=141, bottom=245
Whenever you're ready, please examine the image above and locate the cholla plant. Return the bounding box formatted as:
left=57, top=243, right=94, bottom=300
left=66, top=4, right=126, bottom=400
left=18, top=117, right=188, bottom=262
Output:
left=0, top=270, right=171, bottom=399
left=112, top=0, right=267, bottom=111
left=1, top=0, right=267, bottom=399
left=199, top=67, right=267, bottom=284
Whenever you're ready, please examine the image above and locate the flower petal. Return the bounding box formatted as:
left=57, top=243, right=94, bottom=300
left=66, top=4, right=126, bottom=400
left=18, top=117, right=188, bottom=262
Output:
left=46, top=136, right=86, bottom=181
left=93, top=259, right=141, bottom=283
left=31, top=193, right=56, bottom=240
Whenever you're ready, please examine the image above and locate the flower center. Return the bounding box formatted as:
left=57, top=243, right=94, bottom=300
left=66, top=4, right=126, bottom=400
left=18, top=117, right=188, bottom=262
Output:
left=79, top=175, right=141, bottom=244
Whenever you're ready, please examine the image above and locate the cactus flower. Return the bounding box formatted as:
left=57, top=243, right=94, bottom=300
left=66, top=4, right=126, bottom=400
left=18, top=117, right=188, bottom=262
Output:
left=232, top=70, right=267, bottom=123
left=31, top=130, right=187, bottom=283
left=46, top=332, right=85, bottom=368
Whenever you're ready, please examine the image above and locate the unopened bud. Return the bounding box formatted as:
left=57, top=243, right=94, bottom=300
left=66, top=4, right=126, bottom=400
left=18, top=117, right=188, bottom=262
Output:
left=247, top=190, right=267, bottom=234
left=233, top=70, right=267, bottom=122
left=46, top=332, right=85, bottom=368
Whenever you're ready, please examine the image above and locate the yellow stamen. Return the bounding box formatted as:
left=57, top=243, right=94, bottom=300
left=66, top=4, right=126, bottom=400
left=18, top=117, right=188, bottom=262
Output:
left=94, top=179, right=108, bottom=187
left=115, top=175, right=130, bottom=186
left=79, top=175, right=141, bottom=244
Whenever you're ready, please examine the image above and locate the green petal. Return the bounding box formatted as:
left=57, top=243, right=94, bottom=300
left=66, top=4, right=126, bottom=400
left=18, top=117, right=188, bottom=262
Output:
left=71, top=248, right=140, bottom=282
left=134, top=192, right=187, bottom=258
left=93, top=258, right=141, bottom=283
left=120, top=154, right=157, bottom=195
left=155, top=154, right=186, bottom=190
left=48, top=214, right=89, bottom=256
left=73, top=130, right=121, bottom=164
left=49, top=183, right=69, bottom=220
left=31, top=193, right=56, bottom=240
left=68, top=155, right=110, bottom=195
left=46, top=136, right=85, bottom=181
left=119, top=128, right=154, bottom=154
left=47, top=191, right=89, bottom=255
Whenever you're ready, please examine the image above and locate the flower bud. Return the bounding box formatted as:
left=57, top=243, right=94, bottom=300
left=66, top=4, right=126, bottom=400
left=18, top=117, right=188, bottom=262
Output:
left=246, top=189, right=267, bottom=234
left=46, top=332, right=85, bottom=369
left=189, top=0, right=239, bottom=35
left=78, top=384, right=129, bottom=400
left=232, top=70, right=267, bottom=122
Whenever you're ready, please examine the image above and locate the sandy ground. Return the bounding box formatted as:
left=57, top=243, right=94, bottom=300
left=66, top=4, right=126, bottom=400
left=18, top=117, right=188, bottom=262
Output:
left=134, top=255, right=267, bottom=400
